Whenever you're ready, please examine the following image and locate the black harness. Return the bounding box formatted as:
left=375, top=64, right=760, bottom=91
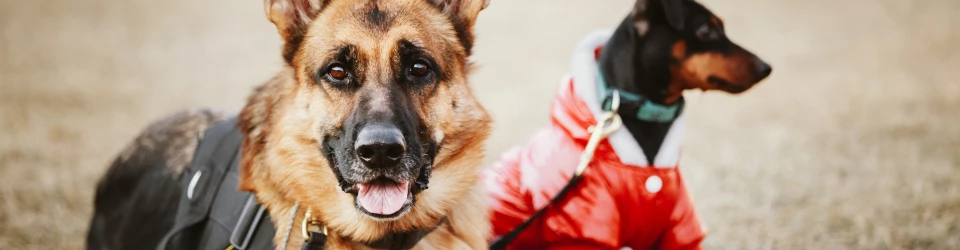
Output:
left=155, top=118, right=437, bottom=250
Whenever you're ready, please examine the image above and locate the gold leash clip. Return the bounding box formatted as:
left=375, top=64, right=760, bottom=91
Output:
left=301, top=209, right=328, bottom=240
left=575, top=90, right=623, bottom=177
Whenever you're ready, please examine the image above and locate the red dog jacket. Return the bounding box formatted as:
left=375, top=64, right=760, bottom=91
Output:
left=485, top=30, right=706, bottom=250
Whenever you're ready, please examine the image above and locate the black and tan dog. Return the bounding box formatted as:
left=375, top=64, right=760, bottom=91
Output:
left=486, top=0, right=771, bottom=248
left=600, top=0, right=772, bottom=159
left=87, top=0, right=493, bottom=249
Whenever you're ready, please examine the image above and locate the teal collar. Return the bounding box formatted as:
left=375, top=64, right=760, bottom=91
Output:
left=596, top=65, right=684, bottom=122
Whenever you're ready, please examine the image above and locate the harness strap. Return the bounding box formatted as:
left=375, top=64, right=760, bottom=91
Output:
left=230, top=196, right=269, bottom=250
left=156, top=118, right=276, bottom=250
left=157, top=117, right=244, bottom=250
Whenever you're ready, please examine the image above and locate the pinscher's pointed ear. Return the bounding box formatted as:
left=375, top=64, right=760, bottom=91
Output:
left=658, top=0, right=687, bottom=30
left=426, top=0, right=491, bottom=55
left=634, top=0, right=687, bottom=32
left=264, top=0, right=329, bottom=63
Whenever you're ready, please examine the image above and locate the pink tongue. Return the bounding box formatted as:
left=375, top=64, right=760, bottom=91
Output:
left=357, top=180, right=410, bottom=215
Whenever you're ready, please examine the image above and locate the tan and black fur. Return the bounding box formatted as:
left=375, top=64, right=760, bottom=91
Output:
left=87, top=0, right=493, bottom=249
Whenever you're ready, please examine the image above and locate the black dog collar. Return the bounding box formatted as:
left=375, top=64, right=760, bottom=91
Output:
left=299, top=216, right=446, bottom=250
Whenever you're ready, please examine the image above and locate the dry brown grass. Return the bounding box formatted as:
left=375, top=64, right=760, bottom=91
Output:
left=1, top=0, right=958, bottom=249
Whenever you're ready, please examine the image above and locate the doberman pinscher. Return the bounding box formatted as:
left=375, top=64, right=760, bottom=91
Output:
left=601, top=0, right=772, bottom=161
left=486, top=0, right=772, bottom=248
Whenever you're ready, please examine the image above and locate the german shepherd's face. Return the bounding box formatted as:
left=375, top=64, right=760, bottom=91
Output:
left=239, top=0, right=491, bottom=235
left=297, top=0, right=485, bottom=220
left=635, top=0, right=772, bottom=95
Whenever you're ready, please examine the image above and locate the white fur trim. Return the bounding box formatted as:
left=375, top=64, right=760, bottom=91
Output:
left=569, top=30, right=685, bottom=168
left=570, top=29, right=613, bottom=122
left=653, top=114, right=685, bottom=167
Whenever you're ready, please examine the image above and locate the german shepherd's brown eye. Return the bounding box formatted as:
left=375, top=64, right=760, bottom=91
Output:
left=329, top=65, right=348, bottom=80
left=409, top=61, right=430, bottom=77
left=320, top=63, right=353, bottom=87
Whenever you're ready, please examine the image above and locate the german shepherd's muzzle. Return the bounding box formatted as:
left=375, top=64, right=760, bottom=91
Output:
left=322, top=85, right=438, bottom=219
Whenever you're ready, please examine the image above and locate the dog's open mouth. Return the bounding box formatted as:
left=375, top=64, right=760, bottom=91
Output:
left=353, top=177, right=414, bottom=219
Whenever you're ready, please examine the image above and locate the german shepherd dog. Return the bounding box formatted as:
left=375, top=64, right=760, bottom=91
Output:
left=486, top=0, right=771, bottom=248
left=87, top=0, right=493, bottom=249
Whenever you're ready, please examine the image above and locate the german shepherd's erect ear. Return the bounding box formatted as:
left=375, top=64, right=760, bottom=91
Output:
left=264, top=0, right=490, bottom=63
left=427, top=0, right=491, bottom=55
left=264, top=0, right=327, bottom=63
left=264, top=0, right=326, bottom=33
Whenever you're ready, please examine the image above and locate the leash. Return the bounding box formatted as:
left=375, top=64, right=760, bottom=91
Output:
left=489, top=92, right=623, bottom=249
left=277, top=202, right=299, bottom=250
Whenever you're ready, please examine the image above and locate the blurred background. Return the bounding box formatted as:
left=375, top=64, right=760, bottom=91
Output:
left=1, top=0, right=958, bottom=249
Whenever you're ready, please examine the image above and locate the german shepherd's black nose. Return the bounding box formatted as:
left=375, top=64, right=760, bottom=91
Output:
left=355, top=123, right=406, bottom=169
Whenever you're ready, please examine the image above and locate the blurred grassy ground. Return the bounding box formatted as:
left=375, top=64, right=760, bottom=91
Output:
left=1, top=0, right=958, bottom=249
